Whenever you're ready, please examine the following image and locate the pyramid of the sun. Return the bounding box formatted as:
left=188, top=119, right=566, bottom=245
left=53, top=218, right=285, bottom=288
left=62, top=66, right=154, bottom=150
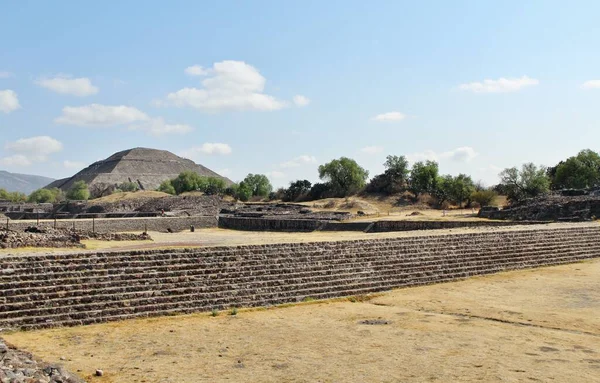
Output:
left=46, top=147, right=232, bottom=192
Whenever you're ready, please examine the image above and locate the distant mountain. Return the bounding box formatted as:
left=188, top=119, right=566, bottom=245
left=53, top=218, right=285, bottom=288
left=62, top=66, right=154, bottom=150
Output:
left=0, top=170, right=55, bottom=194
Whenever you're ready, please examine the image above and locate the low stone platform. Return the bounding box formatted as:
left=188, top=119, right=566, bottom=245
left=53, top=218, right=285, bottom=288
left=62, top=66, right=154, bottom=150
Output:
left=0, top=224, right=598, bottom=330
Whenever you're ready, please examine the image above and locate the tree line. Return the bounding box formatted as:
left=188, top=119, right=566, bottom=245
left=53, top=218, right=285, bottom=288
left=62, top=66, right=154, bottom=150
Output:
left=2, top=148, right=598, bottom=206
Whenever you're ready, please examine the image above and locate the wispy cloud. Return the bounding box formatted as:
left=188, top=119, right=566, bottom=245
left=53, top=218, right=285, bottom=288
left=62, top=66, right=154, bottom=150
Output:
left=459, top=76, right=539, bottom=93
left=36, top=75, right=99, bottom=96
left=582, top=80, right=600, bottom=89
left=0, top=89, right=20, bottom=113
left=372, top=112, right=405, bottom=122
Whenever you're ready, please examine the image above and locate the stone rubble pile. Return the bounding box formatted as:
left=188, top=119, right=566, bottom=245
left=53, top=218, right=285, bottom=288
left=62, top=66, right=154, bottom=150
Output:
left=0, top=339, right=84, bottom=383
left=0, top=227, right=151, bottom=249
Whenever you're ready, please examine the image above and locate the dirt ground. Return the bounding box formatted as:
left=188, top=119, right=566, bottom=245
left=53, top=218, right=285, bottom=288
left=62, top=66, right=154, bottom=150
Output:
left=4, top=259, right=599, bottom=383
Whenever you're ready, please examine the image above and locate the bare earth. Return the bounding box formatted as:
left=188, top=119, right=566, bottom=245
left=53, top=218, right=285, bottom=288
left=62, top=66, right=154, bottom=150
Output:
left=4, top=258, right=600, bottom=383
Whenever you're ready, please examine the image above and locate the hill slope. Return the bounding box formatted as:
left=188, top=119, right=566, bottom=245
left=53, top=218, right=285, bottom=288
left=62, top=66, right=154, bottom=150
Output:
left=0, top=170, right=55, bottom=194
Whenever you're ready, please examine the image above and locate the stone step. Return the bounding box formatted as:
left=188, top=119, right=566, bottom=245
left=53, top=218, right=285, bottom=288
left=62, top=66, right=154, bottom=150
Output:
left=1, top=239, right=597, bottom=294
left=1, top=225, right=595, bottom=266
left=0, top=251, right=594, bottom=321
left=1, top=242, right=597, bottom=296
left=1, top=236, right=594, bottom=285
left=2, top=253, right=593, bottom=329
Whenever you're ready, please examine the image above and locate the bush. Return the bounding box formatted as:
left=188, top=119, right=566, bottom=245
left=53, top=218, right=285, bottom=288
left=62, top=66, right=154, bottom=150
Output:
left=118, top=181, right=139, bottom=192
left=158, top=180, right=176, bottom=195
left=28, top=188, right=63, bottom=203
left=284, top=180, right=312, bottom=202
left=308, top=182, right=332, bottom=200
left=66, top=181, right=90, bottom=200
left=470, top=189, right=498, bottom=207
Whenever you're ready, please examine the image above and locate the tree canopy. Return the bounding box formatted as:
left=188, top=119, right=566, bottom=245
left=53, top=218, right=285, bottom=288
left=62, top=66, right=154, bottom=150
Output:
left=551, top=149, right=600, bottom=190
left=242, top=174, right=273, bottom=198
left=27, top=187, right=63, bottom=203
left=499, top=163, right=550, bottom=203
left=409, top=160, right=439, bottom=196
left=318, top=157, right=369, bottom=197
left=66, top=180, right=90, bottom=200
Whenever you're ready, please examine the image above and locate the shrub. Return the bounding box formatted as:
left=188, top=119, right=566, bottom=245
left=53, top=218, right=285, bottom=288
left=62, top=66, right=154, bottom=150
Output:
left=117, top=181, right=139, bottom=192
left=66, top=181, right=90, bottom=200
left=470, top=189, right=498, bottom=207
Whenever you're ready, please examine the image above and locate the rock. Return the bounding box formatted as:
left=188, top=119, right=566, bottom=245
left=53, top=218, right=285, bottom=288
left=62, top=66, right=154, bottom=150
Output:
left=95, top=370, right=103, bottom=377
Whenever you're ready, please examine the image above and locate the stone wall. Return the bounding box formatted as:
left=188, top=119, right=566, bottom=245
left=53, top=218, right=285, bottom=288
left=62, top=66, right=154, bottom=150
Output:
left=218, top=216, right=323, bottom=232
left=0, top=224, right=598, bottom=330
left=2, top=215, right=217, bottom=233
left=218, top=216, right=542, bottom=233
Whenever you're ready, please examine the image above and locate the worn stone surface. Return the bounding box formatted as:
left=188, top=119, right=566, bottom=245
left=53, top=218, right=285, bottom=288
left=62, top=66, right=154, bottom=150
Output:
left=3, top=216, right=216, bottom=234
left=479, top=194, right=600, bottom=221
left=0, top=338, right=84, bottom=383
left=0, top=224, right=598, bottom=330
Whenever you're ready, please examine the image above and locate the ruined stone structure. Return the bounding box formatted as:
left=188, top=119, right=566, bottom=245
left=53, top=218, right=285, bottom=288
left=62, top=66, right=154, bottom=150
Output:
left=0, top=225, right=598, bottom=330
left=45, top=147, right=233, bottom=195
left=217, top=216, right=542, bottom=232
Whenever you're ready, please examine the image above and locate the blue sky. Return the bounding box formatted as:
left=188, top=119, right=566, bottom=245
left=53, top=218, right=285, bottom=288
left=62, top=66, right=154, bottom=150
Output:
left=1, top=1, right=599, bottom=187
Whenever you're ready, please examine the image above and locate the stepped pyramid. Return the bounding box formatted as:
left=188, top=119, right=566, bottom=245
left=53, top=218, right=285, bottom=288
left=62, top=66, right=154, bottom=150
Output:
left=46, top=147, right=232, bottom=193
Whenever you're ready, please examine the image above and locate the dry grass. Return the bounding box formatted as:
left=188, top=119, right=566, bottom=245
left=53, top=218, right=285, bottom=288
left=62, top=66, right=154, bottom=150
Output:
left=91, top=191, right=170, bottom=204
left=5, top=259, right=600, bottom=383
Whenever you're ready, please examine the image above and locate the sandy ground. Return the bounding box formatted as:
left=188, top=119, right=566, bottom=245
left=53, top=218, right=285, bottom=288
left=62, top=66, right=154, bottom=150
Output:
left=4, top=259, right=600, bottom=383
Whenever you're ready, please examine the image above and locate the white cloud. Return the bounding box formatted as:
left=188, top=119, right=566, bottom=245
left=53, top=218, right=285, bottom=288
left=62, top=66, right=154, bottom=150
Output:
left=293, top=95, right=311, bottom=107
left=36, top=76, right=99, bottom=97
left=55, top=104, right=149, bottom=126
left=128, top=118, right=193, bottom=136
left=165, top=60, right=288, bottom=111
left=185, top=65, right=208, bottom=76
left=0, top=72, right=13, bottom=79
left=63, top=160, right=86, bottom=169
left=372, top=112, right=405, bottom=122
left=1, top=136, right=63, bottom=166
left=360, top=146, right=384, bottom=155
left=180, top=143, right=233, bottom=159
left=459, top=76, right=539, bottom=93
left=581, top=80, right=600, bottom=89
left=279, top=155, right=317, bottom=168
left=0, top=89, right=20, bottom=113
left=407, top=146, right=478, bottom=163
left=0, top=155, right=31, bottom=166
left=266, top=171, right=285, bottom=179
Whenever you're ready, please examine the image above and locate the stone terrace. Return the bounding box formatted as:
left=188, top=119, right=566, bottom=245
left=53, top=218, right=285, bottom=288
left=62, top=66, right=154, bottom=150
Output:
left=0, top=224, right=598, bottom=330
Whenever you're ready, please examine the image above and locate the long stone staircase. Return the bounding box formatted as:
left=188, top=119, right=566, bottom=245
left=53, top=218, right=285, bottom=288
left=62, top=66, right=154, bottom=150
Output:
left=0, top=225, right=598, bottom=330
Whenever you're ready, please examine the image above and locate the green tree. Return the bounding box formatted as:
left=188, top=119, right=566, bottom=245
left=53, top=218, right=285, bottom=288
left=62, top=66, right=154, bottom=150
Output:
left=471, top=189, right=498, bottom=207
left=66, top=180, right=90, bottom=200
left=171, top=171, right=204, bottom=194
left=158, top=180, right=176, bottom=195
left=318, top=157, right=369, bottom=197
left=242, top=174, right=273, bottom=198
left=204, top=177, right=226, bottom=195
left=236, top=181, right=252, bottom=201
left=447, top=174, right=475, bottom=207
left=366, top=155, right=410, bottom=194
left=284, top=180, right=312, bottom=202
left=551, top=149, right=600, bottom=189
left=0, top=189, right=27, bottom=202
left=28, top=188, right=63, bottom=203
left=409, top=160, right=439, bottom=196
left=499, top=163, right=550, bottom=203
